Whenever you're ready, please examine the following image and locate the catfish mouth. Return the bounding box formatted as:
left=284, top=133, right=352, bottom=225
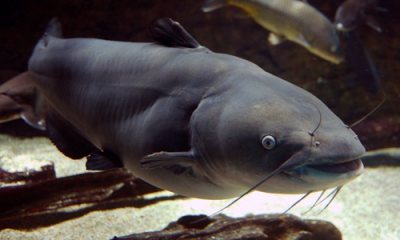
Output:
left=307, top=159, right=363, bottom=174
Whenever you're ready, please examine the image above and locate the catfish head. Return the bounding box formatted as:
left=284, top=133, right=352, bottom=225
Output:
left=189, top=73, right=365, bottom=195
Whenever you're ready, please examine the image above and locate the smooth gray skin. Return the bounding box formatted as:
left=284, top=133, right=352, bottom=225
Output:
left=28, top=35, right=365, bottom=199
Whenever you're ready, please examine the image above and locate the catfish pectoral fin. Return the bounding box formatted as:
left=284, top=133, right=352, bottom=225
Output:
left=21, top=106, right=46, bottom=130
left=140, top=151, right=197, bottom=173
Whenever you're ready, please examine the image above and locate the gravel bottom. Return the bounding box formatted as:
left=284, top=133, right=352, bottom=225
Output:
left=0, top=135, right=399, bottom=240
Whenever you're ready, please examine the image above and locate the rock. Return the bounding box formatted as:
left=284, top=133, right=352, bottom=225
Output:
left=362, top=147, right=400, bottom=167
left=113, top=214, right=342, bottom=240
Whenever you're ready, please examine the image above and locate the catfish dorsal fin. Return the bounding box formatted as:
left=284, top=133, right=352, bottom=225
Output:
left=149, top=18, right=201, bottom=48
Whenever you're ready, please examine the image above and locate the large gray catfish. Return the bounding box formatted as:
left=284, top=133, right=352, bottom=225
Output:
left=2, top=18, right=365, bottom=199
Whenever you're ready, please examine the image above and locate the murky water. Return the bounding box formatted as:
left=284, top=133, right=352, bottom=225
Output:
left=0, top=1, right=399, bottom=239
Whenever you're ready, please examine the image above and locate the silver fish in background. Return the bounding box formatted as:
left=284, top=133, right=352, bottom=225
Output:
left=335, top=0, right=382, bottom=32
left=1, top=18, right=364, bottom=200
left=203, top=0, right=343, bottom=64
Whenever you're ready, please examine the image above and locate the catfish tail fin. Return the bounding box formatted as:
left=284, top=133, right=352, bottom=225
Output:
left=0, top=72, right=46, bottom=130
left=0, top=94, right=22, bottom=124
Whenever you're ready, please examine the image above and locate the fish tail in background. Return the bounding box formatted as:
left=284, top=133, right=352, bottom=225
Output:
left=0, top=94, right=22, bottom=124
left=202, top=0, right=228, bottom=12
left=0, top=72, right=46, bottom=130
left=45, top=18, right=63, bottom=38
left=343, top=31, right=381, bottom=94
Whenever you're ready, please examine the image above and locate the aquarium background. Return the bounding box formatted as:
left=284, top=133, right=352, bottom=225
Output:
left=0, top=0, right=399, bottom=149
left=0, top=0, right=399, bottom=239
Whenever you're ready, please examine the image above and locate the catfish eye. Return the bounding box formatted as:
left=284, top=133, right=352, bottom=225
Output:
left=261, top=135, right=276, bottom=150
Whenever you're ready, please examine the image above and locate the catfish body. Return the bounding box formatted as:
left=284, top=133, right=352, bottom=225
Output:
left=29, top=33, right=262, bottom=198
left=335, top=0, right=382, bottom=32
left=24, top=19, right=365, bottom=199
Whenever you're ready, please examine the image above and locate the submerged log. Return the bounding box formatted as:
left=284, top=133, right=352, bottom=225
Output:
left=0, top=167, right=162, bottom=229
left=113, top=214, right=342, bottom=240
left=0, top=164, right=55, bottom=183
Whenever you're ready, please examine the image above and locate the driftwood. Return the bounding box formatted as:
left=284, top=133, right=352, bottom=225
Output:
left=0, top=164, right=55, bottom=183
left=113, top=214, right=342, bottom=240
left=0, top=166, right=165, bottom=229
left=0, top=165, right=343, bottom=239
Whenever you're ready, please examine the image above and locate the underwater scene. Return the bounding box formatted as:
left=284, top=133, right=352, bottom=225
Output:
left=0, top=0, right=399, bottom=239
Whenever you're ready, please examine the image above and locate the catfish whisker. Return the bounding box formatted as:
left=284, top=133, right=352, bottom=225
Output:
left=350, top=92, right=386, bottom=128
left=206, top=151, right=312, bottom=218
left=314, top=187, right=338, bottom=207
left=282, top=191, right=312, bottom=215
left=308, top=104, right=322, bottom=145
left=302, top=190, right=326, bottom=215
left=316, top=186, right=342, bottom=214
left=207, top=167, right=283, bottom=218
left=307, top=104, right=322, bottom=148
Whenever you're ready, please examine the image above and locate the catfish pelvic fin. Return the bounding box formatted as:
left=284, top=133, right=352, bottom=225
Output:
left=149, top=18, right=201, bottom=49
left=46, top=109, right=97, bottom=159
left=140, top=150, right=197, bottom=175
left=86, top=151, right=123, bottom=170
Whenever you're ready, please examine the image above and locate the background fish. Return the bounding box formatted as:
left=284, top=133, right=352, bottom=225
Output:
left=203, top=0, right=343, bottom=64
left=335, top=0, right=382, bottom=32
left=343, top=31, right=381, bottom=93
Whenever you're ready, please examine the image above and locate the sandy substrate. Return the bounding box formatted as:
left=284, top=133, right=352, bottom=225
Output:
left=0, top=135, right=399, bottom=240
